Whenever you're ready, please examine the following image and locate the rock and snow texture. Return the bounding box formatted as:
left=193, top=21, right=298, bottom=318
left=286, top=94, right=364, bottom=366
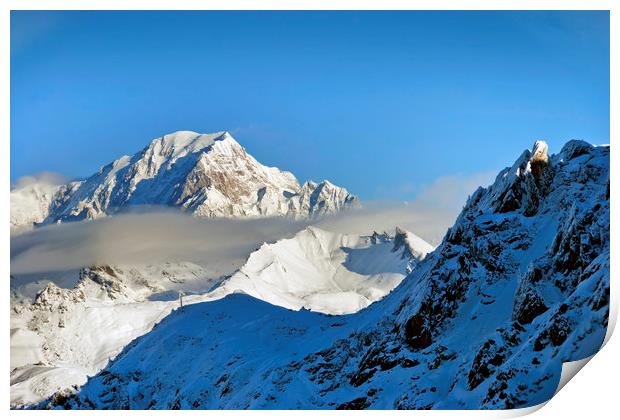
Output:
left=10, top=227, right=431, bottom=406
left=10, top=263, right=218, bottom=406
left=40, top=140, right=609, bottom=409
left=10, top=131, right=359, bottom=227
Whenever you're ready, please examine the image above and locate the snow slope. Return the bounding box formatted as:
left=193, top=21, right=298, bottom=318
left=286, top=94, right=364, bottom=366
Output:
left=201, top=227, right=433, bottom=314
left=10, top=131, right=359, bottom=228
left=10, top=227, right=431, bottom=406
left=44, top=140, right=609, bottom=409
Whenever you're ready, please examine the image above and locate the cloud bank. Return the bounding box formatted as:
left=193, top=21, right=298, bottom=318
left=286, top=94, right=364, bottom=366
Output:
left=10, top=212, right=306, bottom=275
left=10, top=171, right=497, bottom=275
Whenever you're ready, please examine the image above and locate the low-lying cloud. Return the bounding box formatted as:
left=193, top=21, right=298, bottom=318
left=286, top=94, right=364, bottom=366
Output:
left=10, top=212, right=306, bottom=275
left=10, top=171, right=497, bottom=275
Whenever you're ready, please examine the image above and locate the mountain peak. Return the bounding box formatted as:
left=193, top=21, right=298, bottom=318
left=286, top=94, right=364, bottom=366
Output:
left=149, top=130, right=235, bottom=159
left=392, top=226, right=435, bottom=266
left=11, top=130, right=359, bottom=226
left=530, top=140, right=548, bottom=165
left=560, top=139, right=594, bottom=161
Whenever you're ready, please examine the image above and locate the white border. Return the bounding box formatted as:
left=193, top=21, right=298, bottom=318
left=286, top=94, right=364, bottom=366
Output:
left=2, top=1, right=616, bottom=419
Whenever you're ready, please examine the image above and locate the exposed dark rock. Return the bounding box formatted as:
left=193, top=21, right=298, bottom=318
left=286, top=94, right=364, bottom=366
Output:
left=513, top=289, right=549, bottom=325
left=404, top=313, right=433, bottom=350
left=533, top=315, right=572, bottom=351
left=336, top=397, right=370, bottom=410
left=468, top=338, right=506, bottom=390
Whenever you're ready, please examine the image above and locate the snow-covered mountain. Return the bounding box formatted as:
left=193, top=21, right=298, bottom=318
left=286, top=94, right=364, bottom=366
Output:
left=202, top=226, right=433, bottom=314
left=10, top=180, right=61, bottom=232
left=10, top=227, right=432, bottom=406
left=40, top=140, right=608, bottom=409
left=10, top=131, right=359, bottom=229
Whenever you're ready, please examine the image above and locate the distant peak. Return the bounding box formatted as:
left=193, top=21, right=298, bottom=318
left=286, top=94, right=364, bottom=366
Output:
left=214, top=131, right=242, bottom=147
left=163, top=130, right=201, bottom=139
left=158, top=131, right=201, bottom=148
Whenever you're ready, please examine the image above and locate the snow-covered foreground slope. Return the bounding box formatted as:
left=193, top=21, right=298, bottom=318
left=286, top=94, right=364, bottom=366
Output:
left=43, top=140, right=609, bottom=409
left=11, top=228, right=430, bottom=406
left=10, top=131, right=359, bottom=230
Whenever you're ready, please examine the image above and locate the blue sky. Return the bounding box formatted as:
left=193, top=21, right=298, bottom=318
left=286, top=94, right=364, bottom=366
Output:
left=11, top=11, right=609, bottom=200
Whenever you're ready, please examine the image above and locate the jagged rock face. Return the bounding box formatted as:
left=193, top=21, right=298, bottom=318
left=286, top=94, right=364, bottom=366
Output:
left=297, top=180, right=359, bottom=218
left=39, top=140, right=609, bottom=410
left=11, top=131, right=359, bottom=228
left=390, top=139, right=609, bottom=405
left=32, top=283, right=86, bottom=310
left=478, top=139, right=554, bottom=216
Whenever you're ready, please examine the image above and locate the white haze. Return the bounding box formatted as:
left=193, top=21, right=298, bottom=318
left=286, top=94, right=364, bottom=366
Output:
left=9, top=204, right=454, bottom=275
left=318, top=170, right=498, bottom=243
left=10, top=211, right=306, bottom=275
left=315, top=202, right=457, bottom=245
left=11, top=171, right=69, bottom=189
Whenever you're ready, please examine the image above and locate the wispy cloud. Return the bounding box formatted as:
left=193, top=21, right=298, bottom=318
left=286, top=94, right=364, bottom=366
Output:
left=11, top=171, right=69, bottom=189
left=413, top=171, right=498, bottom=210
left=315, top=202, right=455, bottom=246
left=320, top=171, right=497, bottom=244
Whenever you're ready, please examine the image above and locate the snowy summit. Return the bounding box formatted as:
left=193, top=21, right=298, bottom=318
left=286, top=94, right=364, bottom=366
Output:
left=10, top=131, right=360, bottom=229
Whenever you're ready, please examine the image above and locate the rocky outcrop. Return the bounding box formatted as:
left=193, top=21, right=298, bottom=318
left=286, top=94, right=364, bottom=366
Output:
left=476, top=140, right=554, bottom=217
